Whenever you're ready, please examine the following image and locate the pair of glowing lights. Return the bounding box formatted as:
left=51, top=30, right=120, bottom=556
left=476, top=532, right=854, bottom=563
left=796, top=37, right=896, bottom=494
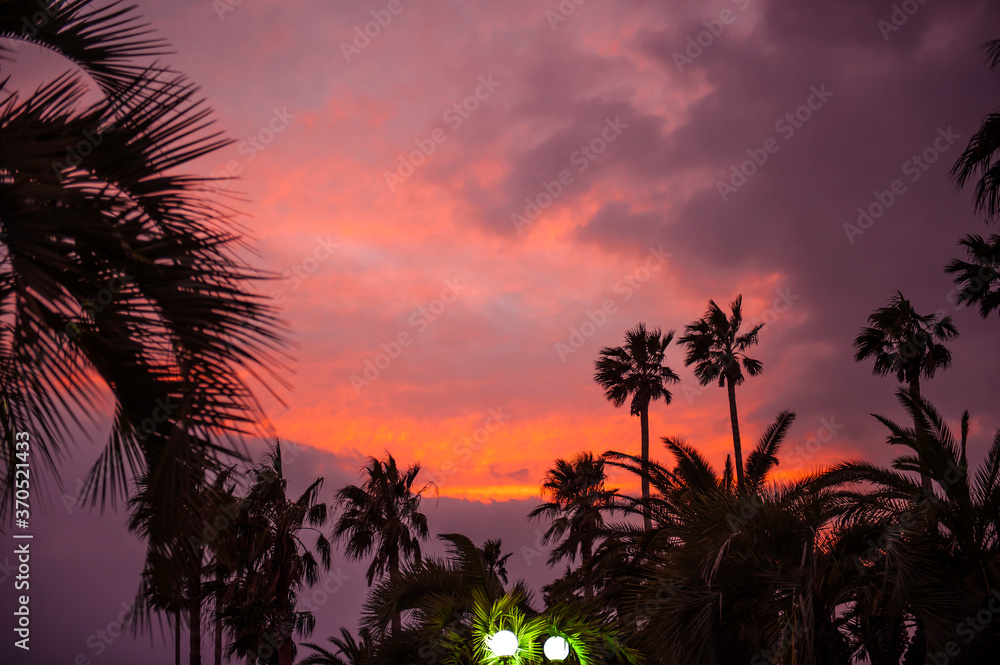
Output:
left=485, top=631, right=570, bottom=661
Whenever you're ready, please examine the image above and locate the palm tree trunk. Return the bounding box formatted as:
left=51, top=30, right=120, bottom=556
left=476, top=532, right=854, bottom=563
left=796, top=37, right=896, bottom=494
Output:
left=190, top=568, right=202, bottom=665
left=582, top=538, right=593, bottom=601
left=175, top=607, right=182, bottom=665
left=390, top=555, right=402, bottom=634
left=726, top=379, right=745, bottom=489
left=909, top=378, right=932, bottom=495
left=214, top=568, right=223, bottom=665
left=277, top=625, right=294, bottom=665
left=640, top=407, right=652, bottom=531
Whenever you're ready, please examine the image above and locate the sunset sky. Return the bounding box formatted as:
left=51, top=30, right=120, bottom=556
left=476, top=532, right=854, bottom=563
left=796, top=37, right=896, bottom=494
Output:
left=162, top=0, right=999, bottom=496
left=4, top=0, right=1000, bottom=661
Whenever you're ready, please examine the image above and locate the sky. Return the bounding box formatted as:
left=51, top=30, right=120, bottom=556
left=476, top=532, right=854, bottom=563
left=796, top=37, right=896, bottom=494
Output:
left=4, top=0, right=1000, bottom=662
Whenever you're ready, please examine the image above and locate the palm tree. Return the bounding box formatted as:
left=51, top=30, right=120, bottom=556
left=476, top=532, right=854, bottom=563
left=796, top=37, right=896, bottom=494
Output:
left=527, top=452, right=616, bottom=599
left=853, top=291, right=958, bottom=491
left=950, top=38, right=1000, bottom=220
left=131, top=550, right=187, bottom=665
left=827, top=391, right=1000, bottom=663
left=479, top=539, right=512, bottom=587
left=595, top=323, right=680, bottom=530
left=300, top=628, right=373, bottom=665
left=945, top=233, right=1000, bottom=318
left=128, top=465, right=214, bottom=665
left=678, top=295, right=763, bottom=490
left=598, top=413, right=855, bottom=665
left=0, top=0, right=285, bottom=533
left=225, top=443, right=332, bottom=665
left=333, top=454, right=433, bottom=635
left=360, top=533, right=640, bottom=665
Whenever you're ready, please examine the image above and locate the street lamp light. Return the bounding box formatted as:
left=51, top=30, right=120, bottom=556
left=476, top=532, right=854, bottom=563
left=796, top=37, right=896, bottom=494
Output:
left=543, top=636, right=570, bottom=661
left=487, top=630, right=519, bottom=658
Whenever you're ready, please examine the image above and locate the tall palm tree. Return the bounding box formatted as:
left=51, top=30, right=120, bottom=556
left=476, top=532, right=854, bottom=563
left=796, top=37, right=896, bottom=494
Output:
left=595, top=323, right=680, bottom=530
left=853, top=291, right=958, bottom=491
left=945, top=233, right=1000, bottom=318
left=527, top=452, right=616, bottom=599
left=131, top=549, right=187, bottom=665
left=678, top=295, right=763, bottom=490
left=200, top=470, right=243, bottom=665
left=128, top=464, right=213, bottom=665
left=333, top=454, right=432, bottom=635
left=225, top=443, right=332, bottom=665
left=950, top=38, right=1000, bottom=221
left=0, top=0, right=285, bottom=532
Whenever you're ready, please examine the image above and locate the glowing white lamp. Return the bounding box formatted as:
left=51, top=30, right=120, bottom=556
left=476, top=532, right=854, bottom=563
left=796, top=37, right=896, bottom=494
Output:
left=487, top=630, right=519, bottom=657
left=543, top=635, right=570, bottom=661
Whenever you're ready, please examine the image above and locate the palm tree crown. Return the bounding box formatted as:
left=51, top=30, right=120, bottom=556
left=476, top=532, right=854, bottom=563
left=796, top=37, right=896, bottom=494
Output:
left=0, top=1, right=286, bottom=535
left=333, top=453, right=433, bottom=634
left=595, top=323, right=680, bottom=417
left=945, top=234, right=1000, bottom=318
left=528, top=452, right=617, bottom=600
left=853, top=291, right=958, bottom=388
left=595, top=323, right=680, bottom=530
left=950, top=38, right=1000, bottom=220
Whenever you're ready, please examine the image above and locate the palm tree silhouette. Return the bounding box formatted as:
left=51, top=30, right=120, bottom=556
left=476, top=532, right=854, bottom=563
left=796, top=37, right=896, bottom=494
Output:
left=131, top=549, right=187, bottom=665
left=225, top=443, right=332, bottom=665
left=950, top=38, right=1000, bottom=220
left=480, top=538, right=513, bottom=587
left=595, top=323, right=680, bottom=530
left=0, top=1, right=285, bottom=534
left=527, top=452, right=616, bottom=599
left=300, top=627, right=373, bottom=665
left=828, top=391, right=1000, bottom=663
left=945, top=233, right=1000, bottom=318
left=128, top=462, right=219, bottom=665
left=597, top=412, right=854, bottom=664
left=360, top=533, right=639, bottom=665
left=678, top=295, right=763, bottom=490
left=333, top=453, right=433, bottom=634
left=853, top=291, right=958, bottom=491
